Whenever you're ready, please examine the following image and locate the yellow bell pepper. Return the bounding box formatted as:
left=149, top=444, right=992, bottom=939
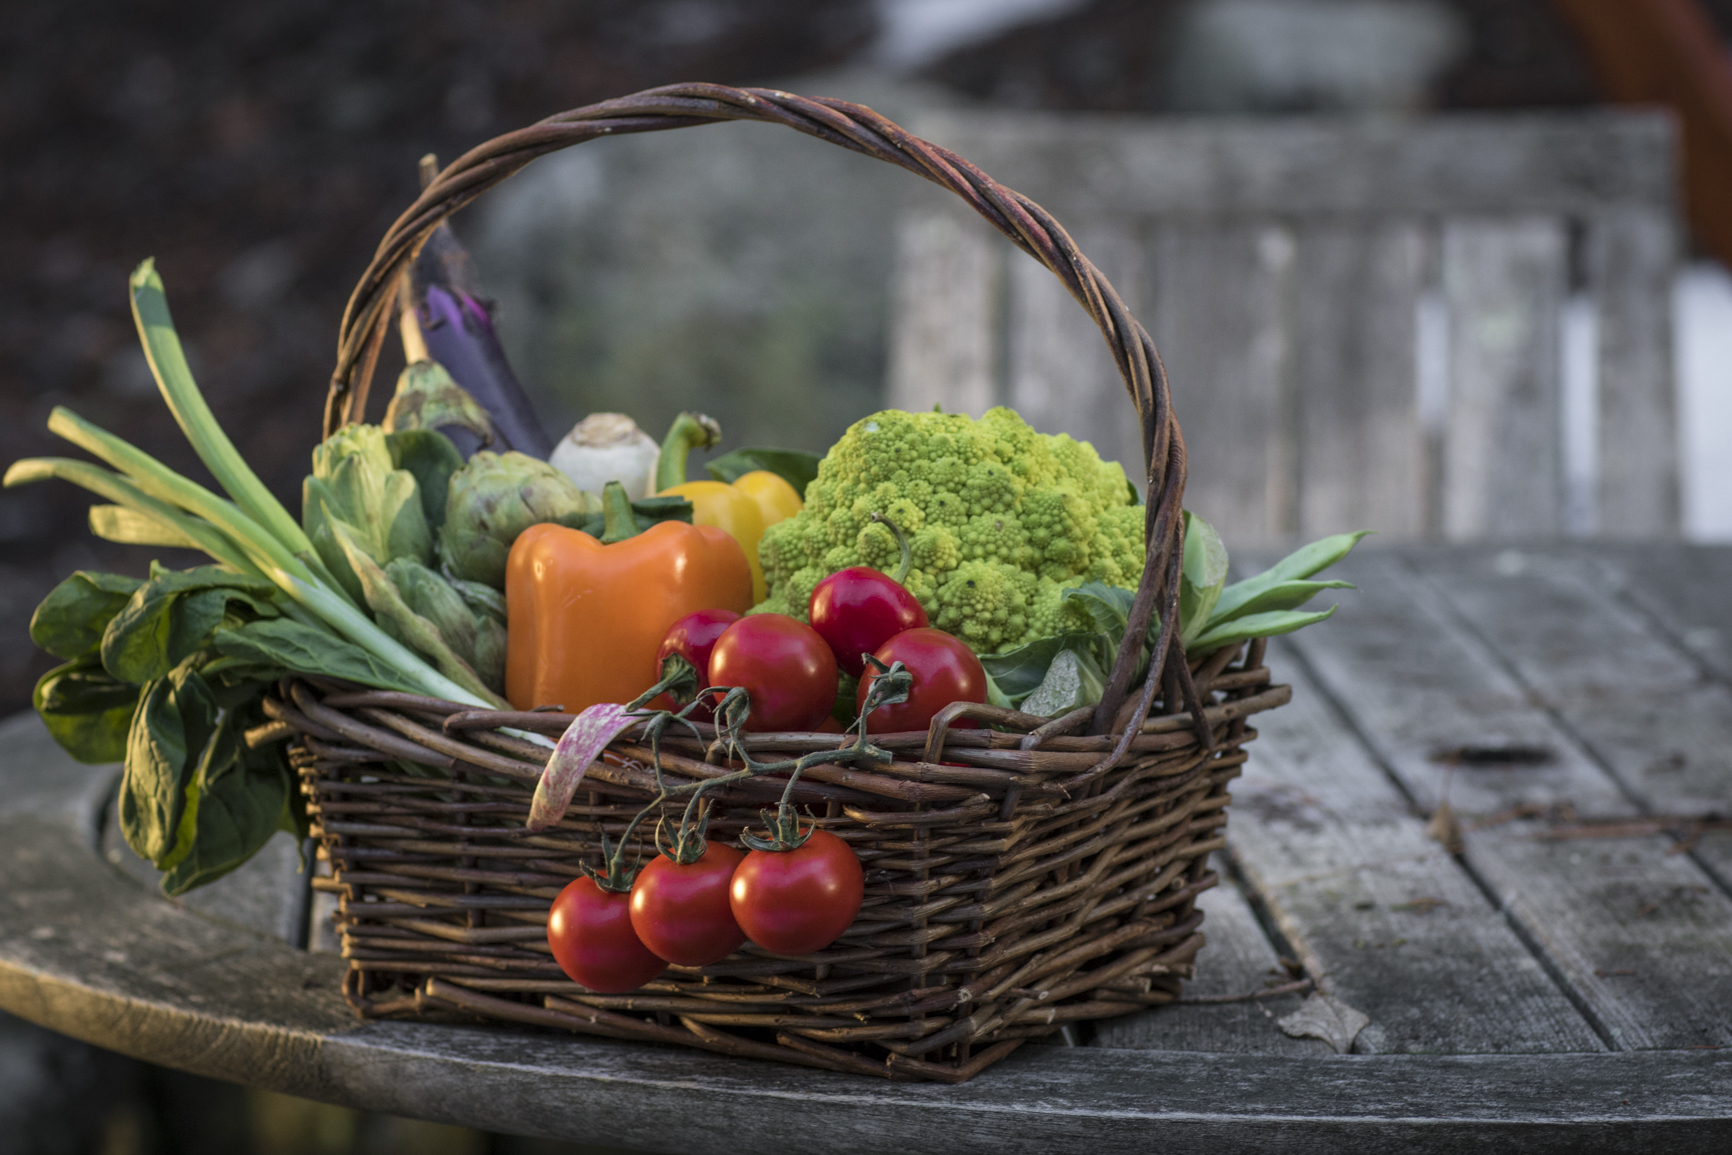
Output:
left=655, top=413, right=804, bottom=604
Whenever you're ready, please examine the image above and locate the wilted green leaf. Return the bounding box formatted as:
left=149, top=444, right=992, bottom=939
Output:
left=120, top=666, right=219, bottom=870
left=34, top=657, right=139, bottom=763
left=30, top=571, right=143, bottom=661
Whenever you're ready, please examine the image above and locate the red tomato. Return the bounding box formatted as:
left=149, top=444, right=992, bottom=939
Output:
left=707, top=613, right=837, bottom=732
left=729, top=829, right=864, bottom=956
left=628, top=842, right=746, bottom=966
left=653, top=608, right=740, bottom=719
left=856, top=627, right=987, bottom=734
left=546, top=876, right=667, bottom=993
left=809, top=567, right=928, bottom=678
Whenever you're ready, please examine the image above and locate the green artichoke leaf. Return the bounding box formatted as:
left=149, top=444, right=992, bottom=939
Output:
left=303, top=423, right=433, bottom=604
left=383, top=360, right=497, bottom=447
left=387, top=557, right=507, bottom=693
left=387, top=428, right=464, bottom=529
left=439, top=450, right=603, bottom=588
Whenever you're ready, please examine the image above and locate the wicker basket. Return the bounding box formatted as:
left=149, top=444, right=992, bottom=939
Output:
left=282, top=84, right=1291, bottom=1084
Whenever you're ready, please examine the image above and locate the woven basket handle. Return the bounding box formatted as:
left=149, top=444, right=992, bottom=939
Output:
left=326, top=83, right=1189, bottom=735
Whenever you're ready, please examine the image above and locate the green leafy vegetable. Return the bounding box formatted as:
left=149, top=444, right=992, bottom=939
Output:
left=386, top=428, right=464, bottom=530
left=1208, top=531, right=1371, bottom=627
left=304, top=423, right=434, bottom=605
left=704, top=447, right=823, bottom=498
left=211, top=618, right=423, bottom=690
left=1188, top=606, right=1339, bottom=656
left=33, top=658, right=139, bottom=764
left=120, top=666, right=220, bottom=871
left=1179, top=511, right=1229, bottom=647
left=158, top=703, right=292, bottom=896
left=31, top=571, right=143, bottom=661
left=99, top=565, right=278, bottom=684
left=382, top=360, right=497, bottom=446
left=1020, top=647, right=1110, bottom=717
left=389, top=558, right=507, bottom=693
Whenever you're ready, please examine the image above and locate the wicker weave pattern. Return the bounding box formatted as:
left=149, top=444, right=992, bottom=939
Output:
left=289, top=85, right=1287, bottom=1082
left=290, top=639, right=1284, bottom=1082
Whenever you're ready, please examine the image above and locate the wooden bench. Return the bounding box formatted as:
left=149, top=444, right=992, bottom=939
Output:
left=889, top=111, right=1681, bottom=545
left=1, top=544, right=1727, bottom=1150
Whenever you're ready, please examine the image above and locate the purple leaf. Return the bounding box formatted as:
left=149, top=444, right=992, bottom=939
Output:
left=527, top=703, right=637, bottom=831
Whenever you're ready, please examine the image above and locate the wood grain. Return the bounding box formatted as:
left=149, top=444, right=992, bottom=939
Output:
left=1282, top=552, right=1732, bottom=1050
left=888, top=209, right=1002, bottom=417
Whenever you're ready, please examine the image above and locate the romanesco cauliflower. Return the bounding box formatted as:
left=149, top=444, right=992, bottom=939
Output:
left=756, top=407, right=1145, bottom=652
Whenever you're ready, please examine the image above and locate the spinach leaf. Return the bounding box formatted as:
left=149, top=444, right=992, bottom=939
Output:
left=212, top=617, right=412, bottom=690
left=704, top=448, right=822, bottom=498
left=30, top=571, right=143, bottom=661
left=158, top=702, right=291, bottom=896
left=120, top=666, right=219, bottom=870
left=100, top=565, right=279, bottom=685
left=387, top=428, right=463, bottom=529
left=33, top=657, right=140, bottom=763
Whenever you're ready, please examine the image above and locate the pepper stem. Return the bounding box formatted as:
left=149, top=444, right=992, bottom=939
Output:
left=869, top=511, right=913, bottom=585
left=598, top=480, right=637, bottom=544
left=654, top=411, right=723, bottom=492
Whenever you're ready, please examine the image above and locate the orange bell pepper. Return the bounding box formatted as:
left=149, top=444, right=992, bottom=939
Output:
left=505, top=483, right=752, bottom=714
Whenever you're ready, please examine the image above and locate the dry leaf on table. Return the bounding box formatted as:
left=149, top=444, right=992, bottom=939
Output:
left=1277, top=992, right=1370, bottom=1054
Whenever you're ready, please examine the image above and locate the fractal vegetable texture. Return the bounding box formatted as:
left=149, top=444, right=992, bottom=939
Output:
left=755, top=406, right=1147, bottom=652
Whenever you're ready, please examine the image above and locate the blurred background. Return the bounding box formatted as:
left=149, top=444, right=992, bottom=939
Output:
left=2, top=1, right=1731, bottom=1151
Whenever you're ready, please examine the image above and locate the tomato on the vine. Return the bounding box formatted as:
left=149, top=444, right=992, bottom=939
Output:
left=856, top=627, right=987, bottom=733
left=629, top=841, right=746, bottom=966
left=653, top=608, right=739, bottom=719
left=547, top=876, right=667, bottom=993
left=707, top=613, right=837, bottom=732
left=729, top=828, right=864, bottom=956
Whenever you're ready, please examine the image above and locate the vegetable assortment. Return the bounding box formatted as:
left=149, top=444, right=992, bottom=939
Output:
left=13, top=257, right=1363, bottom=1006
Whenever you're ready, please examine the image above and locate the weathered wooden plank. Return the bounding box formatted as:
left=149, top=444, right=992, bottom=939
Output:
left=910, top=110, right=1674, bottom=219
left=1291, top=221, right=1427, bottom=540
left=1147, top=222, right=1295, bottom=545
left=887, top=209, right=1003, bottom=417
left=1595, top=545, right=1732, bottom=687
left=1283, top=552, right=1732, bottom=1050
left=1590, top=209, right=1680, bottom=537
left=1220, top=650, right=1603, bottom=1055
left=1007, top=219, right=1147, bottom=477
left=1414, top=547, right=1732, bottom=887
left=1440, top=219, right=1568, bottom=539
left=1093, top=860, right=1326, bottom=1055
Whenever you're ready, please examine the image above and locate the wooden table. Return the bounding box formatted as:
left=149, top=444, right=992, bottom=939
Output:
left=2, top=545, right=1728, bottom=1152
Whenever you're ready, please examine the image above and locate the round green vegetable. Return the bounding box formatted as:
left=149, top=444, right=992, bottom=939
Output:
left=756, top=407, right=1145, bottom=652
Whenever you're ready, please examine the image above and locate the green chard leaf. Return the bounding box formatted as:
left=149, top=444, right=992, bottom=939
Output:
left=704, top=447, right=822, bottom=498
left=34, top=657, right=140, bottom=763
left=120, top=666, right=220, bottom=870
left=99, top=565, right=279, bottom=685
left=30, top=571, right=143, bottom=661
left=1020, top=647, right=1111, bottom=718
left=1179, top=511, right=1230, bottom=648
left=1188, top=606, right=1339, bottom=657
left=158, top=700, right=291, bottom=896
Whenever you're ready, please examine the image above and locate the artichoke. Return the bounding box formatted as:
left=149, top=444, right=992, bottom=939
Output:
left=439, top=450, right=601, bottom=587
left=387, top=558, right=507, bottom=693
left=303, top=424, right=433, bottom=605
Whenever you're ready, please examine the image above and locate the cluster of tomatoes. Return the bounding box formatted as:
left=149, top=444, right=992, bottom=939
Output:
left=657, top=554, right=989, bottom=734
left=546, top=556, right=991, bottom=994
left=546, top=824, right=865, bottom=993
